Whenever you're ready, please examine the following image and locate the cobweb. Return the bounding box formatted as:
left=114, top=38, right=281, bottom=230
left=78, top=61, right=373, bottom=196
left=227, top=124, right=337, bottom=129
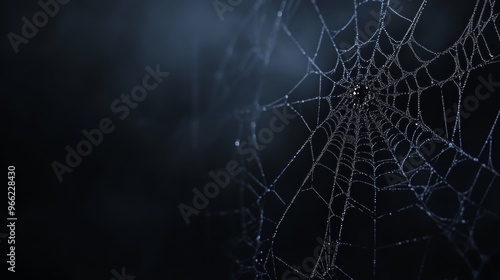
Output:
left=211, top=0, right=500, bottom=279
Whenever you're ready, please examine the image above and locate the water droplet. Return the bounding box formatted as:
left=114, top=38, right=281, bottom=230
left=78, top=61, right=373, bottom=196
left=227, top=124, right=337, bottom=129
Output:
left=234, top=139, right=240, bottom=147
left=277, top=11, right=282, bottom=17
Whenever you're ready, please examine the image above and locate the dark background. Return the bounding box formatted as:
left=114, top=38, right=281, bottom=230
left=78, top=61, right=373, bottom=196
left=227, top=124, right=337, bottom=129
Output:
left=2, top=0, right=500, bottom=279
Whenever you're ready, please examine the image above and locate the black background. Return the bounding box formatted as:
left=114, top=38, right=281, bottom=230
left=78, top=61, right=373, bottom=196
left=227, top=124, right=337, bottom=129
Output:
left=2, top=0, right=500, bottom=279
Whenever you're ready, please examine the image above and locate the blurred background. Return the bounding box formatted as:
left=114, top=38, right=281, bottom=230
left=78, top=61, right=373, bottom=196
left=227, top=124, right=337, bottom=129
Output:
left=2, top=0, right=500, bottom=279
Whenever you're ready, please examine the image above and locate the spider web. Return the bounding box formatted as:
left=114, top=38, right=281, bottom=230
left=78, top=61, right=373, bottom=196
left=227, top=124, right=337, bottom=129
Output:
left=211, top=0, right=500, bottom=279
